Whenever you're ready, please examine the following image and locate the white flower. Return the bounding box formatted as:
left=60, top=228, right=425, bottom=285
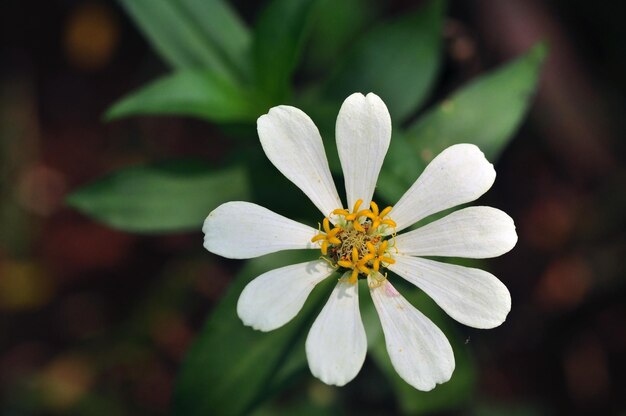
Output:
left=203, top=93, right=517, bottom=391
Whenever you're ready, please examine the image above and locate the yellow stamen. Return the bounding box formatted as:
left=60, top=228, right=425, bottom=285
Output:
left=366, top=240, right=395, bottom=272
left=333, top=199, right=366, bottom=223
left=364, top=203, right=395, bottom=235
left=336, top=247, right=374, bottom=284
left=349, top=268, right=359, bottom=284
left=311, top=234, right=326, bottom=243
left=321, top=240, right=329, bottom=255
left=347, top=199, right=363, bottom=220
left=337, top=260, right=353, bottom=268
left=370, top=201, right=379, bottom=216
left=381, top=219, right=397, bottom=227
left=379, top=206, right=392, bottom=218
left=311, top=217, right=342, bottom=254
left=312, top=199, right=397, bottom=281
left=353, top=220, right=365, bottom=232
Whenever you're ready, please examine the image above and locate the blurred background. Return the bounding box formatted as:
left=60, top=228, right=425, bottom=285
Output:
left=1, top=0, right=625, bottom=414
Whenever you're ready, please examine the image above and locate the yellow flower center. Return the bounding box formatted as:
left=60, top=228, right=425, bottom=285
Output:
left=311, top=199, right=396, bottom=284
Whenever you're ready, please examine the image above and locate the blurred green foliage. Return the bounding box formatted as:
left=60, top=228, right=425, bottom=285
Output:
left=323, top=0, right=445, bottom=122
left=105, top=70, right=259, bottom=122
left=406, top=43, right=546, bottom=162
left=118, top=0, right=251, bottom=76
left=67, top=160, right=249, bottom=232
left=173, top=251, right=337, bottom=416
left=65, top=0, right=545, bottom=414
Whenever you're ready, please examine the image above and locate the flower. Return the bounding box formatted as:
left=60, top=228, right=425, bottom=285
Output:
left=203, top=93, right=517, bottom=391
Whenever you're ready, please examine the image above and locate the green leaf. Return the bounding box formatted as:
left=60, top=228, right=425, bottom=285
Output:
left=177, top=0, right=252, bottom=76
left=303, top=0, right=379, bottom=75
left=251, top=379, right=342, bottom=416
left=406, top=42, right=547, bottom=161
left=324, top=0, right=446, bottom=122
left=105, top=70, right=258, bottom=123
left=172, top=251, right=336, bottom=416
left=367, top=288, right=476, bottom=414
left=376, top=43, right=546, bottom=205
left=66, top=160, right=249, bottom=233
left=119, top=0, right=250, bottom=78
left=253, top=0, right=319, bottom=102
left=376, top=132, right=424, bottom=204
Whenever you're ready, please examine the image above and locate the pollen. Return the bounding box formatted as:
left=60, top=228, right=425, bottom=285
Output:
left=311, top=199, right=396, bottom=284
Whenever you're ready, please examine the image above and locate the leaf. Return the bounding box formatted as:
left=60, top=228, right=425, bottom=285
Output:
left=303, top=0, right=379, bottom=75
left=177, top=0, right=252, bottom=76
left=251, top=382, right=341, bottom=416
left=376, top=132, right=424, bottom=204
left=253, top=0, right=319, bottom=102
left=366, top=288, right=476, bottom=415
left=105, top=70, right=259, bottom=123
left=66, top=160, right=249, bottom=233
left=406, top=42, right=547, bottom=161
left=324, top=0, right=446, bottom=122
left=118, top=0, right=250, bottom=78
left=172, top=251, right=336, bottom=416
left=376, top=43, right=547, bottom=205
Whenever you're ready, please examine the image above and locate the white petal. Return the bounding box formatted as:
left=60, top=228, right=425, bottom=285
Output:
left=306, top=278, right=367, bottom=386
left=203, top=201, right=317, bottom=259
left=336, top=92, right=391, bottom=209
left=394, top=206, right=518, bottom=258
left=389, top=255, right=511, bottom=329
left=237, top=260, right=335, bottom=331
left=369, top=276, right=454, bottom=391
left=258, top=106, right=342, bottom=217
left=389, top=144, right=496, bottom=234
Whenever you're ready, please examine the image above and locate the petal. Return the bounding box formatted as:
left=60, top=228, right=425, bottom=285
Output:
left=203, top=201, right=317, bottom=259
left=394, top=206, right=518, bottom=258
left=306, top=277, right=367, bottom=386
left=336, top=92, right=392, bottom=209
left=389, top=144, right=496, bottom=234
left=237, top=260, right=335, bottom=331
left=369, top=275, right=454, bottom=391
left=258, top=106, right=342, bottom=217
left=389, top=255, right=511, bottom=329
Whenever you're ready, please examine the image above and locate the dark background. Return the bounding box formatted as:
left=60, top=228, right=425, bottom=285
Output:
left=1, top=0, right=625, bottom=414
